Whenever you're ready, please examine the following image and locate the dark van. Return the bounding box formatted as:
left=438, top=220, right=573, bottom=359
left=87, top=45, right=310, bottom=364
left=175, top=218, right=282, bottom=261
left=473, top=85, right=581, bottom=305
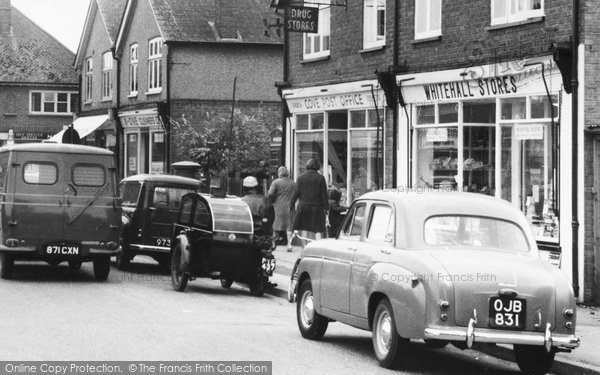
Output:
left=0, top=143, right=121, bottom=280
left=118, top=174, right=201, bottom=270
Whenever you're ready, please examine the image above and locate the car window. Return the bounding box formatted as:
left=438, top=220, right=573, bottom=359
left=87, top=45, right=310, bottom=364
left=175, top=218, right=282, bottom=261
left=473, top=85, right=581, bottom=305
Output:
left=179, top=196, right=194, bottom=225
left=341, top=203, right=366, bottom=239
left=424, top=215, right=530, bottom=252
left=23, top=162, right=57, bottom=185
left=72, top=164, right=105, bottom=187
left=193, top=201, right=211, bottom=228
left=366, top=205, right=394, bottom=244
left=120, top=182, right=141, bottom=208
left=151, top=186, right=194, bottom=210
left=0, top=153, right=8, bottom=192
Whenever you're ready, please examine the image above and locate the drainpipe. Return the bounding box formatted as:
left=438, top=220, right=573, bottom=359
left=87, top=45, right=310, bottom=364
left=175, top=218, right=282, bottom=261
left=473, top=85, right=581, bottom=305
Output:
left=571, top=0, right=580, bottom=298
left=392, top=0, right=399, bottom=188
left=166, top=44, right=172, bottom=171
left=112, top=47, right=123, bottom=180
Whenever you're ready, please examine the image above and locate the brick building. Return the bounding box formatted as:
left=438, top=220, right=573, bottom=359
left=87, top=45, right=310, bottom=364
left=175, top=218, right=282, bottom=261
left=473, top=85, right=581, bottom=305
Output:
left=281, top=0, right=599, bottom=303
left=112, top=0, right=283, bottom=178
left=0, top=0, right=78, bottom=144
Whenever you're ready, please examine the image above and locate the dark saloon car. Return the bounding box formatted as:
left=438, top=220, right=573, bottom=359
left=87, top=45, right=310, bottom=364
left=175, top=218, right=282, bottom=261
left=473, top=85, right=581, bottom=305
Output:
left=290, top=191, right=579, bottom=374
left=118, top=174, right=201, bottom=270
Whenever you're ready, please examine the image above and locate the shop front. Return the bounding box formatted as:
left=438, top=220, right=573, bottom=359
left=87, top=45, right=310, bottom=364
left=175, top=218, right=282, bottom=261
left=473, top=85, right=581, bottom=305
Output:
left=398, top=56, right=577, bottom=269
left=118, top=108, right=166, bottom=177
left=283, top=80, right=388, bottom=205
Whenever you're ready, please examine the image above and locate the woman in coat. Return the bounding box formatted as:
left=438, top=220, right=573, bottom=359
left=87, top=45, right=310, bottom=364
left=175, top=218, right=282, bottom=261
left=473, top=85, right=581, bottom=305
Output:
left=290, top=158, right=329, bottom=245
left=268, top=166, right=297, bottom=251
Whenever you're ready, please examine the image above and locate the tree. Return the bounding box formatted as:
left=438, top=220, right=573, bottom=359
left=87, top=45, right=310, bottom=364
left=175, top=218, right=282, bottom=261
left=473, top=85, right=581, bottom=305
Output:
left=171, top=109, right=272, bottom=176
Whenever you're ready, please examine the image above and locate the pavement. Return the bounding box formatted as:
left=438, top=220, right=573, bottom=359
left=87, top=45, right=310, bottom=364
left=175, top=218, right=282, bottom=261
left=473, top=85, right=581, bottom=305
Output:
left=268, top=244, right=600, bottom=375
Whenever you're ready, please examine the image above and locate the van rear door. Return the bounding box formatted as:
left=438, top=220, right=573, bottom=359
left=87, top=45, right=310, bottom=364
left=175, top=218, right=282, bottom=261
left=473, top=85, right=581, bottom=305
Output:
left=63, top=154, right=120, bottom=244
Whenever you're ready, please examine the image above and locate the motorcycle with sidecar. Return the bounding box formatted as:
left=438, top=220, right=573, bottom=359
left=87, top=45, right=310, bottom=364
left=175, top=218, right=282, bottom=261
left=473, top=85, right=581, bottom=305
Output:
left=169, top=192, right=276, bottom=296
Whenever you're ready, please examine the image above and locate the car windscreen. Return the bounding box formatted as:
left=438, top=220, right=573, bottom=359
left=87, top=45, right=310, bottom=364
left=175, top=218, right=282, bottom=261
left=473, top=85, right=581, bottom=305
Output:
left=208, top=198, right=253, bottom=234
left=119, top=182, right=141, bottom=208
left=424, top=215, right=530, bottom=252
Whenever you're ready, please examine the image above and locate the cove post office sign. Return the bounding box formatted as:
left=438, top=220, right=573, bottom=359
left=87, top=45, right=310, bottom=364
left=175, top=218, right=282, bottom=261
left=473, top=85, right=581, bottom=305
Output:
left=286, top=6, right=318, bottom=33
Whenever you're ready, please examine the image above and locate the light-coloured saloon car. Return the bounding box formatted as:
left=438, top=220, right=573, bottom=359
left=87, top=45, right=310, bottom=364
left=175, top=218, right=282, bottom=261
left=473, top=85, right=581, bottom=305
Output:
left=291, top=191, right=579, bottom=374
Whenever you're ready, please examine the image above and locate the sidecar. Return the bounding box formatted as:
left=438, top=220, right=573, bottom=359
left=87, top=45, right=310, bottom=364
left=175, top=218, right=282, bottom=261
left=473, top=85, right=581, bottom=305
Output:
left=170, top=192, right=276, bottom=296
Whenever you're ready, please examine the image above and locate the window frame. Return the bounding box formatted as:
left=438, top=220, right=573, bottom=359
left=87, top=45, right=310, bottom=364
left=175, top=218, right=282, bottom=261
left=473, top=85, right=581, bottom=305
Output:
left=340, top=202, right=367, bottom=240
left=147, top=37, right=163, bottom=93
left=491, top=0, right=545, bottom=26
left=129, top=43, right=139, bottom=96
left=101, top=51, right=113, bottom=100
left=303, top=0, right=330, bottom=60
left=414, top=0, right=442, bottom=40
left=366, top=203, right=395, bottom=245
left=72, top=163, right=106, bottom=187
left=22, top=162, right=58, bottom=185
left=29, top=90, right=77, bottom=115
left=363, top=0, right=386, bottom=49
left=84, top=57, right=93, bottom=102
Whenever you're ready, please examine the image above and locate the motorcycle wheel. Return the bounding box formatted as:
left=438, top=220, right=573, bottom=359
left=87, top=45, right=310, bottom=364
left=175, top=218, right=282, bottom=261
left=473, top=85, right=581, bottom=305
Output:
left=171, top=243, right=189, bottom=292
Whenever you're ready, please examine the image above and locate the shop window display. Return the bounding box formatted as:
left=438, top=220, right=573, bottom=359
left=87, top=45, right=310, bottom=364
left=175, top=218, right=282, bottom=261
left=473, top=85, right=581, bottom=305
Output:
left=416, top=127, right=458, bottom=190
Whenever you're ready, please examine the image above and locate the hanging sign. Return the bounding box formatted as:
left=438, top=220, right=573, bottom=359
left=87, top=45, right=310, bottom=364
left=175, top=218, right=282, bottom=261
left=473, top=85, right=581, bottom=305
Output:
left=286, top=6, right=319, bottom=33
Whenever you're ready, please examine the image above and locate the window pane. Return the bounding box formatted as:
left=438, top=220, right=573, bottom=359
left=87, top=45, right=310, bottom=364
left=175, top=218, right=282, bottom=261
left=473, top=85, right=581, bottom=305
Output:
left=377, top=8, right=386, bottom=37
left=367, top=205, right=393, bottom=242
left=463, top=101, right=496, bottom=123
left=73, top=165, right=105, bottom=186
left=119, top=182, right=141, bottom=207
left=349, top=205, right=366, bottom=236
left=439, top=103, right=458, bottom=123
left=367, top=109, right=379, bottom=127
left=194, top=201, right=211, bottom=227
left=350, top=111, right=365, bottom=128
left=311, top=113, right=324, bottom=130
left=430, top=0, right=442, bottom=31
left=351, top=129, right=382, bottom=199
left=296, top=131, right=324, bottom=175
left=23, top=163, right=57, bottom=185
left=417, top=105, right=435, bottom=124
left=463, top=126, right=496, bottom=194
left=31, top=92, right=41, bottom=112
left=296, top=114, right=309, bottom=130
left=501, top=98, right=526, bottom=120
left=531, top=95, right=557, bottom=119
left=328, top=111, right=348, bottom=130
left=415, top=1, right=427, bottom=34
left=416, top=127, right=458, bottom=190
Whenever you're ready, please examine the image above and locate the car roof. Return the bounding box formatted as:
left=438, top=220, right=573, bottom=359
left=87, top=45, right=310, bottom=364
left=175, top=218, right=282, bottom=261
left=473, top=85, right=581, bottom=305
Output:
left=0, top=142, right=114, bottom=156
left=120, top=173, right=202, bottom=186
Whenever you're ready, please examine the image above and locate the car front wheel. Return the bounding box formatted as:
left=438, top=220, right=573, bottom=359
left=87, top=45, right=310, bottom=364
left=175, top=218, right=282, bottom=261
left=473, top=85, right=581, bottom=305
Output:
left=296, top=279, right=328, bottom=339
left=514, top=345, right=555, bottom=375
left=372, top=299, right=408, bottom=369
left=0, top=253, right=14, bottom=279
left=93, top=257, right=110, bottom=281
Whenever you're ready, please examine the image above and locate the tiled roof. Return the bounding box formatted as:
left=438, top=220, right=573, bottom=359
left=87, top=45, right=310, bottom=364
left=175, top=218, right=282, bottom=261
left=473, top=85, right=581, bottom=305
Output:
left=96, top=0, right=127, bottom=43
left=0, top=7, right=77, bottom=83
left=150, top=0, right=282, bottom=44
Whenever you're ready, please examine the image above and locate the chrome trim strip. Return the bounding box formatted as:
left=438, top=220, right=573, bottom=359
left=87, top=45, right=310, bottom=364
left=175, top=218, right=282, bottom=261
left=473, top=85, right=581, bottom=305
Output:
left=425, top=327, right=580, bottom=349
left=129, top=244, right=170, bottom=252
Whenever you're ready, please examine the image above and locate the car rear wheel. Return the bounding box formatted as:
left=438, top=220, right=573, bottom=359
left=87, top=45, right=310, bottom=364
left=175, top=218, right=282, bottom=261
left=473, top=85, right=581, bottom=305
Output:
left=372, top=299, right=408, bottom=369
left=171, top=244, right=189, bottom=292
left=93, top=257, right=110, bottom=281
left=297, top=279, right=328, bottom=340
left=220, top=279, right=233, bottom=288
left=1, top=253, right=14, bottom=279
left=514, top=345, right=555, bottom=375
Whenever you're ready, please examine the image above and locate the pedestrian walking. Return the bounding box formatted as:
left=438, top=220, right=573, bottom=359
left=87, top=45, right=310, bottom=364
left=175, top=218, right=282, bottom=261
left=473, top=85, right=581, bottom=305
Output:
left=327, top=186, right=347, bottom=238
left=290, top=158, right=328, bottom=246
left=268, top=166, right=297, bottom=251
left=241, top=176, right=273, bottom=233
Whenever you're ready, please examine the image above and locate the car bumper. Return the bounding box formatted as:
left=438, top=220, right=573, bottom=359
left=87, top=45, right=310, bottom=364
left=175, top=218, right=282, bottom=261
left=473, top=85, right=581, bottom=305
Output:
left=425, top=325, right=580, bottom=350
left=0, top=245, right=121, bottom=256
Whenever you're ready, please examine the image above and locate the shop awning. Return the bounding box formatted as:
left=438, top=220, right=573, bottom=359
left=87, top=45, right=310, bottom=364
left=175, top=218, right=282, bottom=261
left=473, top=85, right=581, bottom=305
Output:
left=45, top=114, right=110, bottom=143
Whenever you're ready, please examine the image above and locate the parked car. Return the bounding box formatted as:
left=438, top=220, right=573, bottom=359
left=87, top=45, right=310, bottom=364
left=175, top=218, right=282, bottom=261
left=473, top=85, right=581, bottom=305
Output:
left=0, top=143, right=121, bottom=280
left=289, top=191, right=579, bottom=374
left=118, top=174, right=201, bottom=270
left=170, top=192, right=276, bottom=296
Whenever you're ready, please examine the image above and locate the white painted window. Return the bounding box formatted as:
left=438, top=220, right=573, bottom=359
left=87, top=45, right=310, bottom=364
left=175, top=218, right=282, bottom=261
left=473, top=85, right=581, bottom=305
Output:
left=84, top=57, right=93, bottom=102
left=491, top=0, right=544, bottom=25
left=414, top=0, right=442, bottom=40
left=363, top=0, right=386, bottom=49
left=303, top=0, right=330, bottom=59
left=30, top=91, right=77, bottom=114
left=129, top=43, right=138, bottom=95
left=101, top=52, right=113, bottom=99
left=148, top=38, right=163, bottom=92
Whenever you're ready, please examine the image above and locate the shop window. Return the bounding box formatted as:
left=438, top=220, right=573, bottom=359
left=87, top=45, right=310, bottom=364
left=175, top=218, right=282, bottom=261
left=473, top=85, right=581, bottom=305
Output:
left=414, top=0, right=442, bottom=40
left=297, top=114, right=309, bottom=130
left=415, top=127, right=458, bottom=190
left=463, top=126, right=495, bottom=194
left=151, top=132, right=165, bottom=173
left=363, top=0, right=386, bottom=49
left=350, top=111, right=365, bottom=128
left=328, top=111, right=348, bottom=130
left=417, top=104, right=435, bottom=124
left=501, top=98, right=526, bottom=120
left=491, top=0, right=544, bottom=26
left=439, top=102, right=458, bottom=123
left=312, top=113, right=324, bottom=129
left=530, top=95, right=557, bottom=119
left=303, top=0, right=330, bottom=59
left=296, top=132, right=324, bottom=176
left=328, top=111, right=348, bottom=189
left=126, top=133, right=139, bottom=176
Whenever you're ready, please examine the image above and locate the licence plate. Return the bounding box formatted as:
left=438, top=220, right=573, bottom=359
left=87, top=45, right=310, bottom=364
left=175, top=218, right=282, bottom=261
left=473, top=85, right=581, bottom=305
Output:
left=44, top=243, right=81, bottom=256
left=261, top=257, right=276, bottom=275
left=489, top=297, right=526, bottom=329
left=155, top=238, right=171, bottom=247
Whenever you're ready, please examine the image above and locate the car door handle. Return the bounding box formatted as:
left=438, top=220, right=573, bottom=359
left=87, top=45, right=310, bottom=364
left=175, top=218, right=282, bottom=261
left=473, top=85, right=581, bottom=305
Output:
left=380, top=249, right=391, bottom=255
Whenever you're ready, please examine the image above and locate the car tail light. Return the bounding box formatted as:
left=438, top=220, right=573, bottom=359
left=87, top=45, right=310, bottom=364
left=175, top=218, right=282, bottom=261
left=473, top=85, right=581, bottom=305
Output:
left=5, top=238, right=19, bottom=247
left=563, top=309, right=574, bottom=319
left=439, top=300, right=450, bottom=310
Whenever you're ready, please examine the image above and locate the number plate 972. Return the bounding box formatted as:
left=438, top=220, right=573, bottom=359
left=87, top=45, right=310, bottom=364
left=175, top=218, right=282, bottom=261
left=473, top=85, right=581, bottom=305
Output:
left=489, top=297, right=526, bottom=329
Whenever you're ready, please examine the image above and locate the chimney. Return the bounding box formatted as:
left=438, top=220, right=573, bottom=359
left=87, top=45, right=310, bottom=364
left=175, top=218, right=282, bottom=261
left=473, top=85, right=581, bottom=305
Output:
left=0, top=0, right=11, bottom=36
